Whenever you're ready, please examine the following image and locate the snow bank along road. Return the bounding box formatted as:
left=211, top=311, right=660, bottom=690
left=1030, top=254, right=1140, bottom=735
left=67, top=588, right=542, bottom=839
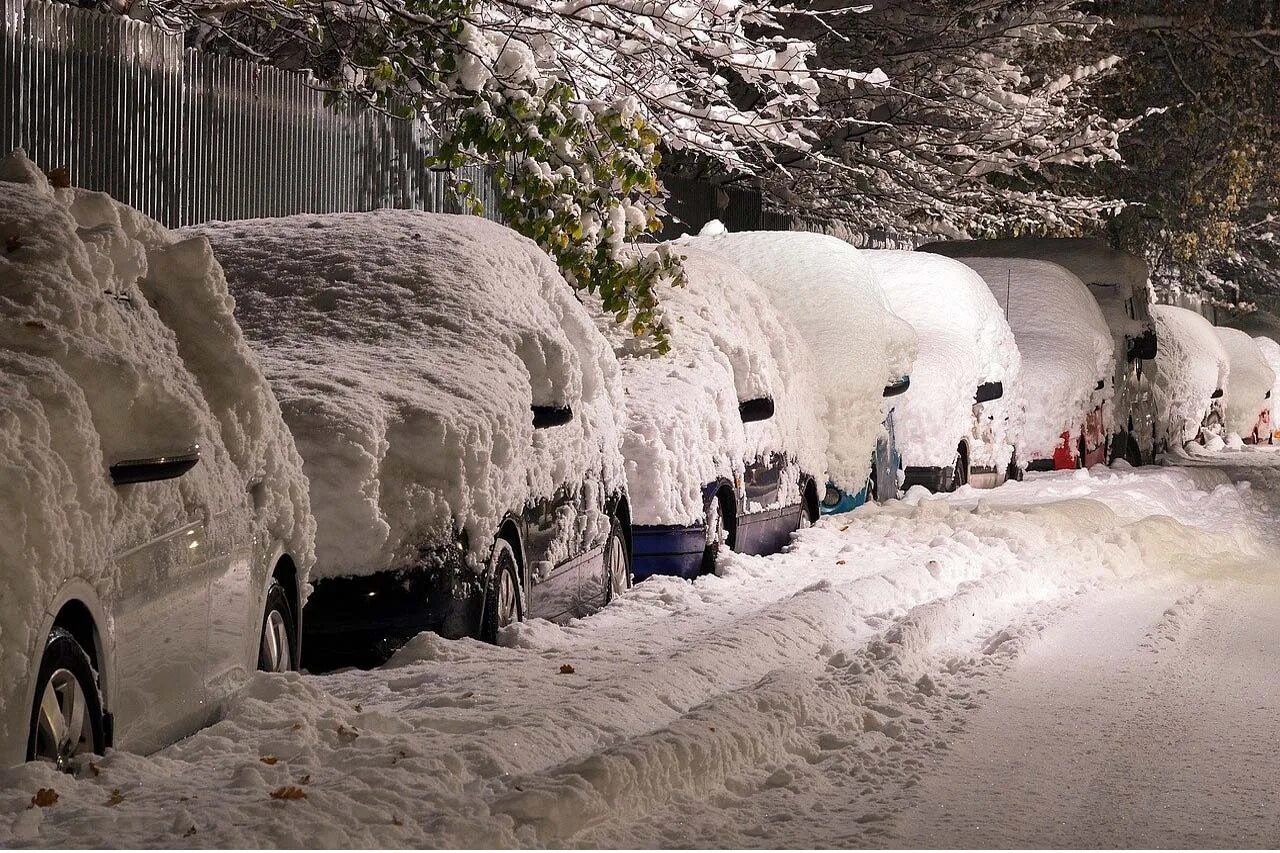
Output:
left=3, top=451, right=1278, bottom=847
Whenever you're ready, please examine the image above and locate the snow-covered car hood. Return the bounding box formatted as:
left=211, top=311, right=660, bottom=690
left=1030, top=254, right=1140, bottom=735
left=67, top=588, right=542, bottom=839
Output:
left=950, top=257, right=1114, bottom=460
left=1213, top=327, right=1275, bottom=436
left=193, top=211, right=626, bottom=578
left=1152, top=305, right=1230, bottom=445
left=864, top=251, right=1021, bottom=470
left=677, top=230, right=916, bottom=494
left=594, top=246, right=827, bottom=526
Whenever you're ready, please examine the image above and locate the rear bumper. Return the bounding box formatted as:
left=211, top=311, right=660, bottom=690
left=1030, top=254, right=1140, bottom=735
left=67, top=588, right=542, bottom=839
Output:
left=632, top=524, right=706, bottom=581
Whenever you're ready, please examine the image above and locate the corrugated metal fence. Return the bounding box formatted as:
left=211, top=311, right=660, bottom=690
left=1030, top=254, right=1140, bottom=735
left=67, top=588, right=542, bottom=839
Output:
left=0, top=0, right=499, bottom=227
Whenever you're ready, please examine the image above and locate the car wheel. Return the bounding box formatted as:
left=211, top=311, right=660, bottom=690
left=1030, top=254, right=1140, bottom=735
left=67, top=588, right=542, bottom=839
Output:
left=798, top=480, right=820, bottom=529
left=701, top=492, right=728, bottom=574
left=481, top=538, right=522, bottom=643
left=1077, top=434, right=1087, bottom=469
left=27, top=628, right=105, bottom=771
left=258, top=581, right=296, bottom=673
left=603, top=514, right=631, bottom=604
left=951, top=446, right=969, bottom=490
left=1124, top=433, right=1143, bottom=466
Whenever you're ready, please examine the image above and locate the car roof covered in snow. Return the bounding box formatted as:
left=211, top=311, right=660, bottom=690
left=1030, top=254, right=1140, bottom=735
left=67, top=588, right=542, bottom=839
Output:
left=1151, top=305, right=1229, bottom=445
left=1213, top=326, right=1276, bottom=436
left=677, top=229, right=916, bottom=493
left=946, top=257, right=1114, bottom=460
left=193, top=210, right=625, bottom=578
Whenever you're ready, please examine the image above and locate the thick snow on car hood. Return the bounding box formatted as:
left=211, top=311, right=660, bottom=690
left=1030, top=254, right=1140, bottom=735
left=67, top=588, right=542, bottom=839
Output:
left=864, top=251, right=1021, bottom=470
left=0, top=151, right=313, bottom=747
left=194, top=211, right=625, bottom=578
left=597, top=246, right=827, bottom=526
left=677, top=230, right=917, bottom=493
left=1213, top=327, right=1275, bottom=436
left=949, top=257, right=1113, bottom=461
left=1151, top=305, right=1229, bottom=445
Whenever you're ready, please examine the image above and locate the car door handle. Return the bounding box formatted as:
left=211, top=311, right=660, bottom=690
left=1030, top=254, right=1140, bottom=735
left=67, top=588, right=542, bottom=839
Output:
left=110, top=445, right=201, bottom=486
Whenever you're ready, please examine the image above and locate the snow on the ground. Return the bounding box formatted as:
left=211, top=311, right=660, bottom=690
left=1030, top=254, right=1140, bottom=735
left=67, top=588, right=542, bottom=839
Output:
left=1213, top=326, right=1275, bottom=437
left=1, top=456, right=1267, bottom=847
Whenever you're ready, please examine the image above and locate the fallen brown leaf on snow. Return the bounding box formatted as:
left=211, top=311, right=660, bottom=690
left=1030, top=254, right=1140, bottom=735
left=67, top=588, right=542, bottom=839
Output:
left=260, top=755, right=279, bottom=765
left=269, top=786, right=307, bottom=801
left=30, top=788, right=58, bottom=808
left=106, top=789, right=124, bottom=807
left=559, top=663, right=575, bottom=674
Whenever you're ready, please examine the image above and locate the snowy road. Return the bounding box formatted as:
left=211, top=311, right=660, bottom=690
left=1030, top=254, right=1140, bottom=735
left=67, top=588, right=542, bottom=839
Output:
left=3, top=450, right=1279, bottom=847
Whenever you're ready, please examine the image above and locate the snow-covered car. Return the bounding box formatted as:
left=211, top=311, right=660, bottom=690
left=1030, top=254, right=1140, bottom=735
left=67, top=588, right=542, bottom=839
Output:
left=1151, top=305, right=1229, bottom=449
left=1251, top=335, right=1280, bottom=443
left=680, top=229, right=917, bottom=513
left=945, top=257, right=1114, bottom=471
left=864, top=251, right=1021, bottom=492
left=1213, top=327, right=1276, bottom=444
left=0, top=154, right=314, bottom=769
left=921, top=238, right=1158, bottom=465
left=599, top=245, right=827, bottom=579
left=196, top=211, right=630, bottom=667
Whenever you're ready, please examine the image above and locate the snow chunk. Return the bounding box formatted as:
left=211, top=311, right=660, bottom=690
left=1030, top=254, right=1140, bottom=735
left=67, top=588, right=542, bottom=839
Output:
left=1213, top=327, right=1274, bottom=437
left=193, top=211, right=626, bottom=577
left=1151, top=306, right=1229, bottom=446
left=678, top=231, right=917, bottom=493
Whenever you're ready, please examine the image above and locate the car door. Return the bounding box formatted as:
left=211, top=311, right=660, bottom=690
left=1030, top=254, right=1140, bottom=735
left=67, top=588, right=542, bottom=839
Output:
left=521, top=485, right=580, bottom=621
left=205, top=494, right=258, bottom=702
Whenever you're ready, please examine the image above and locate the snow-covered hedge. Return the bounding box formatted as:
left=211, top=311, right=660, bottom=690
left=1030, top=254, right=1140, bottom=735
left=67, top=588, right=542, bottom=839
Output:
left=949, top=257, right=1113, bottom=462
left=863, top=251, right=1021, bottom=472
left=1213, top=327, right=1275, bottom=437
left=0, top=151, right=314, bottom=747
left=1151, top=305, right=1229, bottom=446
left=593, top=246, right=827, bottom=526
left=678, top=229, right=916, bottom=494
left=193, top=211, right=626, bottom=578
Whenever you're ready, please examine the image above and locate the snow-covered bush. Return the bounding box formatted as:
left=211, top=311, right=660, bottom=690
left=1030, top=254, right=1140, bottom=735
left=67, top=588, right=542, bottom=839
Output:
left=1151, top=305, right=1229, bottom=447
left=949, top=257, right=1114, bottom=464
left=863, top=251, right=1022, bottom=475
left=0, top=151, right=314, bottom=751
left=193, top=211, right=625, bottom=578
left=1213, top=327, right=1275, bottom=438
left=677, top=228, right=916, bottom=495
left=594, top=245, right=826, bottom=526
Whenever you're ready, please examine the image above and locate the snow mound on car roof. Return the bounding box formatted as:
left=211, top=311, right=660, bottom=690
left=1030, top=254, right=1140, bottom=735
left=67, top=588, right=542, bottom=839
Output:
left=1213, top=327, right=1275, bottom=437
left=194, top=211, right=625, bottom=578
left=677, top=230, right=916, bottom=493
left=596, top=246, right=827, bottom=526
left=948, top=257, right=1114, bottom=462
left=863, top=251, right=1022, bottom=470
left=1151, top=305, right=1229, bottom=445
left=0, top=151, right=314, bottom=744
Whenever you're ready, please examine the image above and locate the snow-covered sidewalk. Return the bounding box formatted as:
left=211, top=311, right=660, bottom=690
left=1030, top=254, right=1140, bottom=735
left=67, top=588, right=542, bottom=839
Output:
left=1, top=458, right=1275, bottom=847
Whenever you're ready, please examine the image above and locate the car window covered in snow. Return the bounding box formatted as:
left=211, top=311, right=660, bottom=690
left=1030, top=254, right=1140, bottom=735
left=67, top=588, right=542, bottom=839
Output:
left=0, top=151, right=314, bottom=747
left=1151, top=305, right=1230, bottom=445
left=590, top=245, right=827, bottom=526
left=678, top=229, right=916, bottom=494
left=1213, top=327, right=1275, bottom=437
left=192, top=211, right=626, bottom=578
left=864, top=250, right=1022, bottom=471
left=949, top=257, right=1114, bottom=461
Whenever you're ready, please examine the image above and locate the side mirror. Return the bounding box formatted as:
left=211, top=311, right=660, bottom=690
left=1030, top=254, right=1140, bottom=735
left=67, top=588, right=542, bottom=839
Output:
left=1095, top=379, right=1106, bottom=391
left=110, top=445, right=201, bottom=486
left=1210, top=388, right=1224, bottom=400
left=739, top=397, right=775, bottom=423
left=532, top=405, right=574, bottom=429
left=974, top=381, right=1004, bottom=404
left=1127, top=329, right=1157, bottom=361
left=883, top=376, right=910, bottom=398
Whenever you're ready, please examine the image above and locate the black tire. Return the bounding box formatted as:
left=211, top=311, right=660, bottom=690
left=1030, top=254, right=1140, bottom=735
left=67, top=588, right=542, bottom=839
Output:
left=258, top=581, right=297, bottom=672
left=27, top=628, right=105, bottom=771
left=1124, top=433, right=1143, bottom=466
left=480, top=537, right=522, bottom=643
left=951, top=444, right=969, bottom=490
left=1077, top=433, right=1087, bottom=469
left=603, top=514, right=631, bottom=604
left=700, top=490, right=731, bottom=575
left=1006, top=450, right=1024, bottom=483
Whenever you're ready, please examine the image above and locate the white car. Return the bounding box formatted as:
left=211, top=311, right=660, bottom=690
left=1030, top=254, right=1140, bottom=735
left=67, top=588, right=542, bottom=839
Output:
left=1151, top=305, right=1229, bottom=448
left=1213, top=327, right=1275, bottom=443
left=945, top=257, right=1114, bottom=471
left=680, top=229, right=917, bottom=512
left=598, top=245, right=827, bottom=579
left=0, top=153, right=314, bottom=768
left=864, top=251, right=1022, bottom=492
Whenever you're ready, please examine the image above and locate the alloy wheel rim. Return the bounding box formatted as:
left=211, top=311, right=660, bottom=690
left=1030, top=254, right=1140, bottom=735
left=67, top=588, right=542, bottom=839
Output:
left=706, top=498, right=724, bottom=549
left=608, top=533, right=629, bottom=596
left=262, top=609, right=292, bottom=673
left=35, top=669, right=91, bottom=771
left=497, top=564, right=518, bottom=628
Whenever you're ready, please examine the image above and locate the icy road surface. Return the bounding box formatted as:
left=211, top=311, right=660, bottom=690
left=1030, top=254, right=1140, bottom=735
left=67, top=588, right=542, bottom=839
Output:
left=4, top=448, right=1280, bottom=847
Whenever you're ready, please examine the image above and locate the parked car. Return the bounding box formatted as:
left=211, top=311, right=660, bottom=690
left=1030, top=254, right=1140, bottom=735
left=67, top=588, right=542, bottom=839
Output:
left=945, top=257, right=1114, bottom=471
left=863, top=250, right=1022, bottom=492
left=1251, top=335, right=1280, bottom=443
left=921, top=238, right=1158, bottom=466
left=1213, top=327, right=1276, bottom=444
left=597, top=245, right=827, bottom=579
left=0, top=153, right=314, bottom=769
left=1151, top=305, right=1229, bottom=449
left=680, top=229, right=917, bottom=514
left=197, top=211, right=631, bottom=669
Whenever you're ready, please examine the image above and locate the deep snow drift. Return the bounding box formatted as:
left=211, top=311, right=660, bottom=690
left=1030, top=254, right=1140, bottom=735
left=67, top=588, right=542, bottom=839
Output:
left=863, top=250, right=1021, bottom=472
left=677, top=229, right=917, bottom=494
left=948, top=257, right=1113, bottom=462
left=1213, top=326, right=1274, bottom=438
left=193, top=211, right=626, bottom=577
left=1151, top=305, right=1230, bottom=446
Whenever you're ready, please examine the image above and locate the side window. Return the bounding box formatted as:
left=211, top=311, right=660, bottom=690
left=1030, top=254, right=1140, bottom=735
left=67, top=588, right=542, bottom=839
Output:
left=517, top=332, right=581, bottom=413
